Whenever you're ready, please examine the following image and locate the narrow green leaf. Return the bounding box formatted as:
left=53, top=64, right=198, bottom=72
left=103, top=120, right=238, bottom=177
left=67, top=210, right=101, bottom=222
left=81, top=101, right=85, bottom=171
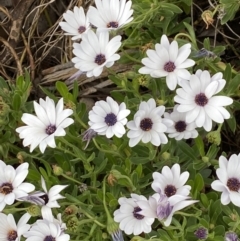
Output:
left=56, top=81, right=69, bottom=98
left=160, top=3, right=183, bottom=13
left=226, top=74, right=240, bottom=95
left=177, top=141, right=197, bottom=161
left=223, top=63, right=232, bottom=82
left=194, top=135, right=205, bottom=156
left=183, top=22, right=197, bottom=48
left=12, top=93, right=21, bottom=110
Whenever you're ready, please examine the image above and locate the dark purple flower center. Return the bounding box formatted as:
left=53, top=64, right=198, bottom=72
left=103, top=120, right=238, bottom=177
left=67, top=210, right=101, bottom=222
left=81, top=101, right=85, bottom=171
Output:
left=164, top=61, right=175, bottom=72
left=107, top=21, right=119, bottom=28
left=175, top=120, right=187, bottom=132
left=8, top=230, right=18, bottom=241
left=0, top=182, right=13, bottom=195
left=140, top=118, right=153, bottom=131
left=105, top=113, right=117, bottom=126
left=46, top=124, right=56, bottom=135
left=44, top=236, right=55, bottom=241
left=194, top=227, right=208, bottom=239
left=227, top=178, right=240, bottom=192
left=133, top=207, right=144, bottom=220
left=195, top=93, right=208, bottom=106
left=164, top=185, right=177, bottom=197
left=78, top=26, right=86, bottom=33
left=95, top=54, right=106, bottom=65
left=39, top=194, right=49, bottom=204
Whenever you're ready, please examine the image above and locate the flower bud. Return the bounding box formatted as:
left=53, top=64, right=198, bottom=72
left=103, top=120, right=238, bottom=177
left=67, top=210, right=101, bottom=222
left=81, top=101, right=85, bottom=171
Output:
left=27, top=205, right=41, bottom=217
left=225, top=232, right=239, bottom=241
left=52, top=165, right=63, bottom=176
left=206, top=130, right=221, bottom=146
left=64, top=205, right=78, bottom=216
left=194, top=227, right=208, bottom=240
left=66, top=216, right=79, bottom=232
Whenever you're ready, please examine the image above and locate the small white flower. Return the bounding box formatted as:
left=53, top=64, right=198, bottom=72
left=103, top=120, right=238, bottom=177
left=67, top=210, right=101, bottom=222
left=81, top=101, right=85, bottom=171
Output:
left=139, top=35, right=195, bottom=90
left=41, top=206, right=67, bottom=232
left=71, top=30, right=122, bottom=77
left=18, top=176, right=67, bottom=211
left=137, top=192, right=198, bottom=227
left=88, top=97, right=130, bottom=138
left=164, top=105, right=198, bottom=140
left=0, top=161, right=35, bottom=211
left=0, top=213, right=31, bottom=241
left=16, top=97, right=74, bottom=153
left=88, top=0, right=133, bottom=32
left=40, top=176, right=67, bottom=208
left=211, top=154, right=240, bottom=207
left=174, top=70, right=233, bottom=131
left=24, top=217, right=70, bottom=241
left=152, top=164, right=191, bottom=198
left=59, top=6, right=90, bottom=40
left=127, top=98, right=173, bottom=147
left=113, top=194, right=155, bottom=235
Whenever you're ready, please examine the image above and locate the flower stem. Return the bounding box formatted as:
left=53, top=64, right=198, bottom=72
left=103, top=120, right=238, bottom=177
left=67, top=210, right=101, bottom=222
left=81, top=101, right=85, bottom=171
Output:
left=92, top=139, right=124, bottom=158
left=79, top=209, right=106, bottom=228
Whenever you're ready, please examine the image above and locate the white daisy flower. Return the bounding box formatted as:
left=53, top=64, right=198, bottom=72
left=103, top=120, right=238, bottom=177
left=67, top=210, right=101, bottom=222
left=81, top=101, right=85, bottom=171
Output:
left=0, top=213, right=31, bottom=241
left=71, top=30, right=122, bottom=77
left=59, top=6, right=90, bottom=40
left=139, top=35, right=195, bottom=90
left=151, top=164, right=191, bottom=198
left=0, top=161, right=35, bottom=211
left=24, top=217, right=70, bottom=241
left=40, top=206, right=67, bottom=232
left=20, top=176, right=67, bottom=209
left=211, top=154, right=240, bottom=207
left=174, top=70, right=233, bottom=131
left=88, top=97, right=130, bottom=138
left=16, top=97, right=74, bottom=153
left=88, top=0, right=133, bottom=32
left=113, top=194, right=155, bottom=235
left=127, top=98, right=173, bottom=147
left=137, top=192, right=198, bottom=227
left=164, top=105, right=198, bottom=140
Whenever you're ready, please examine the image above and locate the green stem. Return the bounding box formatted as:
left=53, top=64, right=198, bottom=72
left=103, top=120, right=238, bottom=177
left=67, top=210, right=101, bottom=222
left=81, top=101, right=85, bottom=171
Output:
left=120, top=50, right=142, bottom=64
left=92, top=139, right=124, bottom=158
left=80, top=209, right=106, bottom=228
left=174, top=33, right=193, bottom=43
left=61, top=173, right=83, bottom=185
left=103, top=176, right=111, bottom=218
left=73, top=112, right=87, bottom=128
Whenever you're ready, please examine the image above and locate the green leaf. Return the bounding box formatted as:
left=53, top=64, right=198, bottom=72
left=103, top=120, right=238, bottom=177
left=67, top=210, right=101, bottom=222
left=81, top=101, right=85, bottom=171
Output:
left=210, top=200, right=222, bottom=223
left=12, top=93, right=21, bottom=110
left=177, top=141, right=198, bottom=161
left=226, top=116, right=236, bottom=133
left=226, top=74, right=240, bottom=95
left=194, top=135, right=205, bottom=156
left=192, top=173, right=204, bottom=198
left=223, top=63, right=232, bottom=82
left=221, top=3, right=239, bottom=24
left=73, top=80, right=79, bottom=102
left=200, top=193, right=209, bottom=208
left=0, top=77, right=9, bottom=89
left=56, top=81, right=71, bottom=99
left=16, top=75, right=24, bottom=90
left=183, top=22, right=197, bottom=48
left=39, top=86, right=57, bottom=100
left=160, top=3, right=183, bottom=13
